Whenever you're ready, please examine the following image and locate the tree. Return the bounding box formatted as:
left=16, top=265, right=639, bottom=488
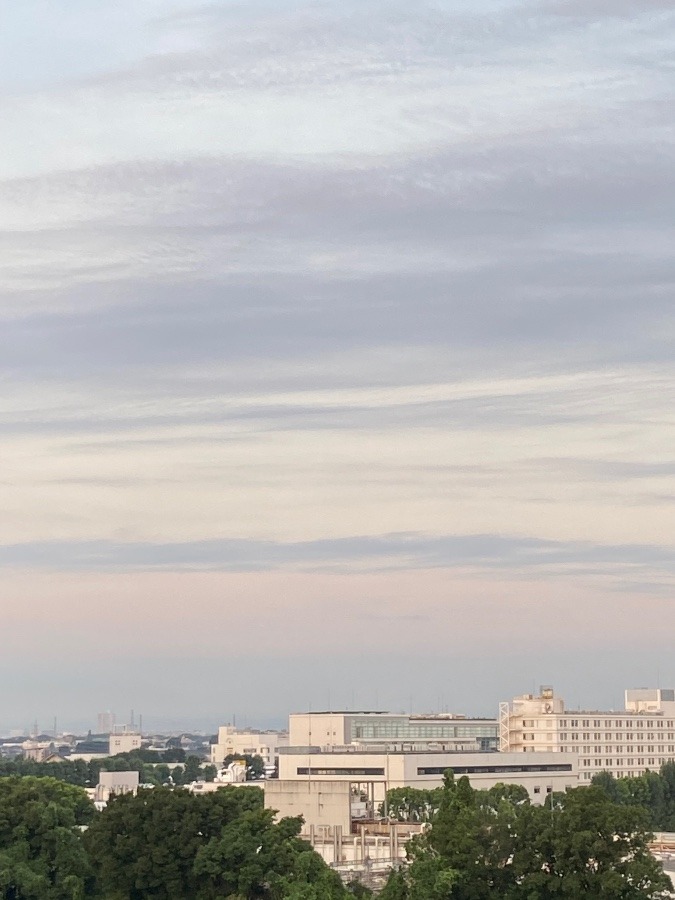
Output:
left=84, top=785, right=350, bottom=899
left=381, top=773, right=672, bottom=900
left=0, top=776, right=95, bottom=900
left=183, top=755, right=203, bottom=784
left=513, top=786, right=672, bottom=898
left=381, top=787, right=443, bottom=822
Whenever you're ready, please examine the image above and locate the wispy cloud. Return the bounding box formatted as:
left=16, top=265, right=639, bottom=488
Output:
left=0, top=0, right=673, bottom=719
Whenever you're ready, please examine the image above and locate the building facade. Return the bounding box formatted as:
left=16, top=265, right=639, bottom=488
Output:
left=289, top=711, right=498, bottom=752
left=277, top=746, right=577, bottom=804
left=500, top=687, right=675, bottom=781
left=210, top=725, right=288, bottom=770
left=109, top=732, right=142, bottom=755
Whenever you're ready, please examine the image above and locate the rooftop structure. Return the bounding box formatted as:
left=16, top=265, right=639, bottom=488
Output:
left=289, top=711, right=498, bottom=752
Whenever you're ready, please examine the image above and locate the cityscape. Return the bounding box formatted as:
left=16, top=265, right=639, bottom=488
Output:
left=1, top=0, right=674, bottom=896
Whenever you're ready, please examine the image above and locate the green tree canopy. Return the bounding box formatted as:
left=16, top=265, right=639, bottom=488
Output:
left=0, top=776, right=94, bottom=900
left=381, top=772, right=672, bottom=900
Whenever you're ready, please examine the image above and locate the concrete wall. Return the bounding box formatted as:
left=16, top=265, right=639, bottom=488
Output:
left=289, top=714, right=351, bottom=747
left=265, top=779, right=353, bottom=833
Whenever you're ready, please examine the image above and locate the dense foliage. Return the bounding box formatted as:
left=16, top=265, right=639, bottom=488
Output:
left=0, top=777, right=95, bottom=899
left=380, top=773, right=672, bottom=900
left=0, top=778, right=354, bottom=900
left=592, top=762, right=675, bottom=831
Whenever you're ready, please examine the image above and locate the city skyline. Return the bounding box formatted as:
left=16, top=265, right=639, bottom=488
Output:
left=1, top=0, right=673, bottom=724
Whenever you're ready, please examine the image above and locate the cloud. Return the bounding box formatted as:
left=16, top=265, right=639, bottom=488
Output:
left=0, top=532, right=672, bottom=581
left=0, top=0, right=673, bottom=721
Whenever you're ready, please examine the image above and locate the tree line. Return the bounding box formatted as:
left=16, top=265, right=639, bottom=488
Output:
left=0, top=776, right=358, bottom=899
left=1, top=766, right=672, bottom=899
left=592, top=761, right=675, bottom=831
left=0, top=751, right=261, bottom=789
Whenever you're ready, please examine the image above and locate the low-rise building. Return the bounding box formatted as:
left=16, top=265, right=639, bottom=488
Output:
left=95, top=770, right=140, bottom=804
left=109, top=732, right=142, bottom=755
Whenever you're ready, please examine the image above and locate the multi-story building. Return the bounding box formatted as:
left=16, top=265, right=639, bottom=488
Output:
left=97, top=711, right=116, bottom=734
left=210, top=725, right=288, bottom=770
left=289, top=711, right=498, bottom=752
left=500, top=686, right=675, bottom=781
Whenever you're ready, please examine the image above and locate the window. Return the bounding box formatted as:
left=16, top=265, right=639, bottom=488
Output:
left=615, top=720, right=622, bottom=728
left=582, top=719, right=589, bottom=727
left=606, top=760, right=613, bottom=767
left=571, top=720, right=579, bottom=727
left=582, top=733, right=590, bottom=740
left=533, top=786, right=541, bottom=794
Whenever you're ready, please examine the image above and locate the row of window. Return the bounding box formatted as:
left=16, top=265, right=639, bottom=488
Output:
left=567, top=745, right=674, bottom=754
left=417, top=763, right=573, bottom=776
left=522, top=719, right=673, bottom=729
left=581, top=758, right=657, bottom=768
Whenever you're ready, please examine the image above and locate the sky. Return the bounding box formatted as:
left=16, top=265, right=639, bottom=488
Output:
left=0, top=0, right=674, bottom=733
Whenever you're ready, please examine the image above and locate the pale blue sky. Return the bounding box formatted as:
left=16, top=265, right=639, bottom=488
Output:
left=0, top=0, right=673, bottom=731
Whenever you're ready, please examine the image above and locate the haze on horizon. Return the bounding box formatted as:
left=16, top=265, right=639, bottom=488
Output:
left=0, top=0, right=673, bottom=733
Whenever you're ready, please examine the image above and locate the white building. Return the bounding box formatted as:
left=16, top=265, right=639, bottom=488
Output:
left=500, top=686, right=675, bottom=781
left=289, top=711, right=498, bottom=752
left=95, top=770, right=140, bottom=805
left=109, top=732, right=142, bottom=755
left=210, top=725, right=288, bottom=770
left=276, top=746, right=577, bottom=806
